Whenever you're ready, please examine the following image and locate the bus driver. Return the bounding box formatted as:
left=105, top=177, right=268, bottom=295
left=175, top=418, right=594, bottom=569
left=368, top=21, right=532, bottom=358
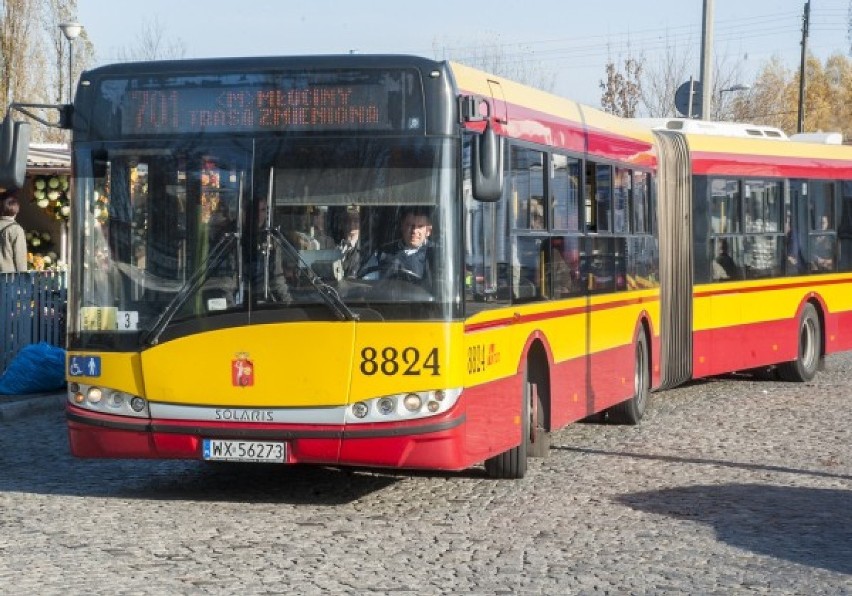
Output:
left=361, top=208, right=434, bottom=288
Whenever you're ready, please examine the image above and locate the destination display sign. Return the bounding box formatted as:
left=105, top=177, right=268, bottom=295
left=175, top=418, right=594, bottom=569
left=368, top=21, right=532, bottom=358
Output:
left=98, top=69, right=423, bottom=136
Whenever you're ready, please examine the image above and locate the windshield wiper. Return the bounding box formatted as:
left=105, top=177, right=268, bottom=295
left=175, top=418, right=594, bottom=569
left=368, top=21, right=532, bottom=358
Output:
left=268, top=228, right=359, bottom=322
left=144, top=232, right=238, bottom=346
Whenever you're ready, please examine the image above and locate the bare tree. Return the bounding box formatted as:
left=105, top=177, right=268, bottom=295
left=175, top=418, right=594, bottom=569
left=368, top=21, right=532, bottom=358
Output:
left=113, top=16, right=186, bottom=62
left=433, top=32, right=556, bottom=92
left=0, top=0, right=40, bottom=108
left=637, top=27, right=749, bottom=121
left=600, top=56, right=643, bottom=117
left=638, top=30, right=696, bottom=118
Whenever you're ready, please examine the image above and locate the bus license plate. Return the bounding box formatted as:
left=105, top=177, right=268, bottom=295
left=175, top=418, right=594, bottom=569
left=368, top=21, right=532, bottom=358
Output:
left=202, top=439, right=286, bottom=463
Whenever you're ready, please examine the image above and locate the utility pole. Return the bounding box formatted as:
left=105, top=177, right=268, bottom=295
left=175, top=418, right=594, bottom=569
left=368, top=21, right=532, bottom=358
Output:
left=798, top=0, right=810, bottom=133
left=699, top=0, right=714, bottom=120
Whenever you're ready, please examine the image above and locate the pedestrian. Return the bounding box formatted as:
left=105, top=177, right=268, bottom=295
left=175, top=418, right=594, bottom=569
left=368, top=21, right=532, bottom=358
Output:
left=0, top=190, right=27, bottom=272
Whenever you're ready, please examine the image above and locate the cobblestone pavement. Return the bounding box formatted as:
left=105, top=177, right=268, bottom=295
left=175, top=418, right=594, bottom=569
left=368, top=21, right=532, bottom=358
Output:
left=1, top=354, right=850, bottom=595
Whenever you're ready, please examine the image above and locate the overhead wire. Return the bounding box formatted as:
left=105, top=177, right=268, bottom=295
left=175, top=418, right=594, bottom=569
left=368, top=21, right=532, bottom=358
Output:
left=430, top=7, right=846, bottom=70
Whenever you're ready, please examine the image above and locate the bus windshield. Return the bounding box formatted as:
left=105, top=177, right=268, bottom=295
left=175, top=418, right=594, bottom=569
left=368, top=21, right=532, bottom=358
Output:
left=69, top=135, right=459, bottom=348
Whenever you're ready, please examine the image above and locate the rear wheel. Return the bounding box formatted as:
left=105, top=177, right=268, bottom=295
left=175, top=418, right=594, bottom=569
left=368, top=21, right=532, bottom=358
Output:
left=778, top=303, right=821, bottom=382
left=607, top=332, right=650, bottom=425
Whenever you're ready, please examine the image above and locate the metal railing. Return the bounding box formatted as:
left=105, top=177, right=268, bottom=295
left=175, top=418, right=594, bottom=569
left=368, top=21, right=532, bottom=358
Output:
left=0, top=271, right=67, bottom=373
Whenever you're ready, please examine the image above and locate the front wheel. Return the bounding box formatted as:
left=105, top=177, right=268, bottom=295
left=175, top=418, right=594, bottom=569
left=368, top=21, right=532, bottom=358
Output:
left=778, top=303, right=821, bottom=382
left=607, top=332, right=650, bottom=425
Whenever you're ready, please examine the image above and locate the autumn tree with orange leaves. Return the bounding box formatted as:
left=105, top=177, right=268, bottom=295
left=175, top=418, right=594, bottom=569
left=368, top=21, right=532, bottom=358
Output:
left=731, top=54, right=852, bottom=140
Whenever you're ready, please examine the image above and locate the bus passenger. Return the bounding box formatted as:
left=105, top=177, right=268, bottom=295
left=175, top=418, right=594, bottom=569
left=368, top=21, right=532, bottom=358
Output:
left=713, top=238, right=739, bottom=280
left=361, top=208, right=433, bottom=287
left=310, top=207, right=336, bottom=249
left=785, top=210, right=803, bottom=273
left=337, top=207, right=363, bottom=278
left=812, top=215, right=834, bottom=271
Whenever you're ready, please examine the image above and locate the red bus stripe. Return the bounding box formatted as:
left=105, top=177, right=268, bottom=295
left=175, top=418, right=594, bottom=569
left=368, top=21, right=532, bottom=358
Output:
left=694, top=276, right=852, bottom=299
left=464, top=294, right=659, bottom=333
left=691, top=151, right=852, bottom=178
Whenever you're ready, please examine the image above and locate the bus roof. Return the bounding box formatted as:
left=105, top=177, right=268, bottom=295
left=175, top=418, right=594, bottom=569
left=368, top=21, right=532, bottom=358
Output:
left=448, top=61, right=655, bottom=166
left=81, top=54, right=447, bottom=78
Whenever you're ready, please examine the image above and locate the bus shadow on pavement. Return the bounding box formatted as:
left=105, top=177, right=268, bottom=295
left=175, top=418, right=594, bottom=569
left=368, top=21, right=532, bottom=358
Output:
left=126, top=463, right=402, bottom=505
left=617, top=483, right=852, bottom=575
left=0, top=448, right=400, bottom=505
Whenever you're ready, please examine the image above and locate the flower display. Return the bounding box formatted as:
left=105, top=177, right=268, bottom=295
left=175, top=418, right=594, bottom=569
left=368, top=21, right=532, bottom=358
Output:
left=25, top=231, right=63, bottom=271
left=32, top=174, right=71, bottom=221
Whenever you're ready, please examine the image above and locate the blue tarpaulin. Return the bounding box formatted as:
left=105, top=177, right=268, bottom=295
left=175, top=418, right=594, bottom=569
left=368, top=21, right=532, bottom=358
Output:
left=0, top=342, right=66, bottom=395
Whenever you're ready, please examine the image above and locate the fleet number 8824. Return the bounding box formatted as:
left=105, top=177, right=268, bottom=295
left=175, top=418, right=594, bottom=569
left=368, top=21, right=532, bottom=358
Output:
left=359, top=346, right=440, bottom=376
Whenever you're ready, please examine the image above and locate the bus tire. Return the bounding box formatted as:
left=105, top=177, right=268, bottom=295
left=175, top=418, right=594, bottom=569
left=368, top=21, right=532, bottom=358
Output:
left=607, top=332, right=650, bottom=425
left=484, top=369, right=531, bottom=479
left=778, top=303, right=821, bottom=382
left=527, top=364, right=551, bottom=458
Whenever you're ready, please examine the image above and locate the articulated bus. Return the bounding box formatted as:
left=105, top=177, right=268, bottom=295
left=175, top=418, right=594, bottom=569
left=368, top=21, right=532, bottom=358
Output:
left=4, top=55, right=849, bottom=479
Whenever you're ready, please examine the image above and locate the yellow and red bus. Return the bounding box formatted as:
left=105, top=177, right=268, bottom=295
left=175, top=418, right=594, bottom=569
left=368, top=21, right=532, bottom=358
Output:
left=4, top=55, right=847, bottom=479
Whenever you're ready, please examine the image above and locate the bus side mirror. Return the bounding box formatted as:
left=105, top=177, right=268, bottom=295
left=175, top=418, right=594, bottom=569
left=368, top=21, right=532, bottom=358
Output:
left=471, top=120, right=504, bottom=202
left=0, top=115, right=30, bottom=190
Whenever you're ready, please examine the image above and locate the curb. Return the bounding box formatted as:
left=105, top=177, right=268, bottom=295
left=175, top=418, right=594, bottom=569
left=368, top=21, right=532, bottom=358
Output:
left=0, top=392, right=66, bottom=423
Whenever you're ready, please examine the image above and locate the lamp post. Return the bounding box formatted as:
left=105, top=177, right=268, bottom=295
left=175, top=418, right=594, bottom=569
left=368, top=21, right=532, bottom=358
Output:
left=59, top=22, right=83, bottom=104
left=718, top=84, right=750, bottom=120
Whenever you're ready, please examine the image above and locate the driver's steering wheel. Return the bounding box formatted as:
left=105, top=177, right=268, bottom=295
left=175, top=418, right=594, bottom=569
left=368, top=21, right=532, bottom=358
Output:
left=358, top=265, right=422, bottom=283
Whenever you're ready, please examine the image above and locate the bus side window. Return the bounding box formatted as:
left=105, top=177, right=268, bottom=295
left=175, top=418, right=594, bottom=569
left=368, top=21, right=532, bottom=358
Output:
left=550, top=154, right=580, bottom=232
left=585, top=162, right=612, bottom=233
left=464, top=135, right=509, bottom=309
left=808, top=181, right=836, bottom=272
left=632, top=171, right=648, bottom=234
left=548, top=236, right=582, bottom=298
left=510, top=147, right=545, bottom=230
left=839, top=181, right=852, bottom=271
left=513, top=236, right=544, bottom=301
left=613, top=168, right=630, bottom=233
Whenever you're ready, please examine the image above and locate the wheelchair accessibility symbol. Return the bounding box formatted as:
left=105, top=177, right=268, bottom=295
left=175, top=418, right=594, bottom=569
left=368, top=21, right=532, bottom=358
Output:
left=68, top=356, right=101, bottom=377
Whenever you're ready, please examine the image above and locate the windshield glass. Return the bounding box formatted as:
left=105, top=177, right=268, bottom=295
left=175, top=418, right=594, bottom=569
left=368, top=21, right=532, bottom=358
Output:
left=68, top=136, right=459, bottom=349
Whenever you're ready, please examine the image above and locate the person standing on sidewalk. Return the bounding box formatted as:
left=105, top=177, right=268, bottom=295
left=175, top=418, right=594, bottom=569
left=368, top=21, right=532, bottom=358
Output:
left=0, top=190, right=27, bottom=272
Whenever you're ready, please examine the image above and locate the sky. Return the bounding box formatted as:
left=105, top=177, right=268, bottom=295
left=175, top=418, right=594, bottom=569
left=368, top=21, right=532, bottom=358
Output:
left=76, top=0, right=850, bottom=108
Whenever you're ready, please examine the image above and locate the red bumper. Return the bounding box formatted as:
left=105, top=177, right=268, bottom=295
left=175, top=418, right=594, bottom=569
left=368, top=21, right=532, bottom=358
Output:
left=66, top=403, right=470, bottom=471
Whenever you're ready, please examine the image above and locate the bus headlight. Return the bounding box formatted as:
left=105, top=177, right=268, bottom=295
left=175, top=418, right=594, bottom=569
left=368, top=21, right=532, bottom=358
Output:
left=107, top=391, right=125, bottom=408
left=345, top=388, right=462, bottom=424
left=403, top=393, right=422, bottom=412
left=87, top=387, right=103, bottom=404
left=351, top=402, right=369, bottom=419
left=68, top=383, right=149, bottom=418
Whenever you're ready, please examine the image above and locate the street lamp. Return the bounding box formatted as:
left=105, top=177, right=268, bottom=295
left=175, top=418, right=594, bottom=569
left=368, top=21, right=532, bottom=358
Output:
left=59, top=22, right=83, bottom=104
left=719, top=84, right=750, bottom=101
left=718, top=84, right=750, bottom=120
